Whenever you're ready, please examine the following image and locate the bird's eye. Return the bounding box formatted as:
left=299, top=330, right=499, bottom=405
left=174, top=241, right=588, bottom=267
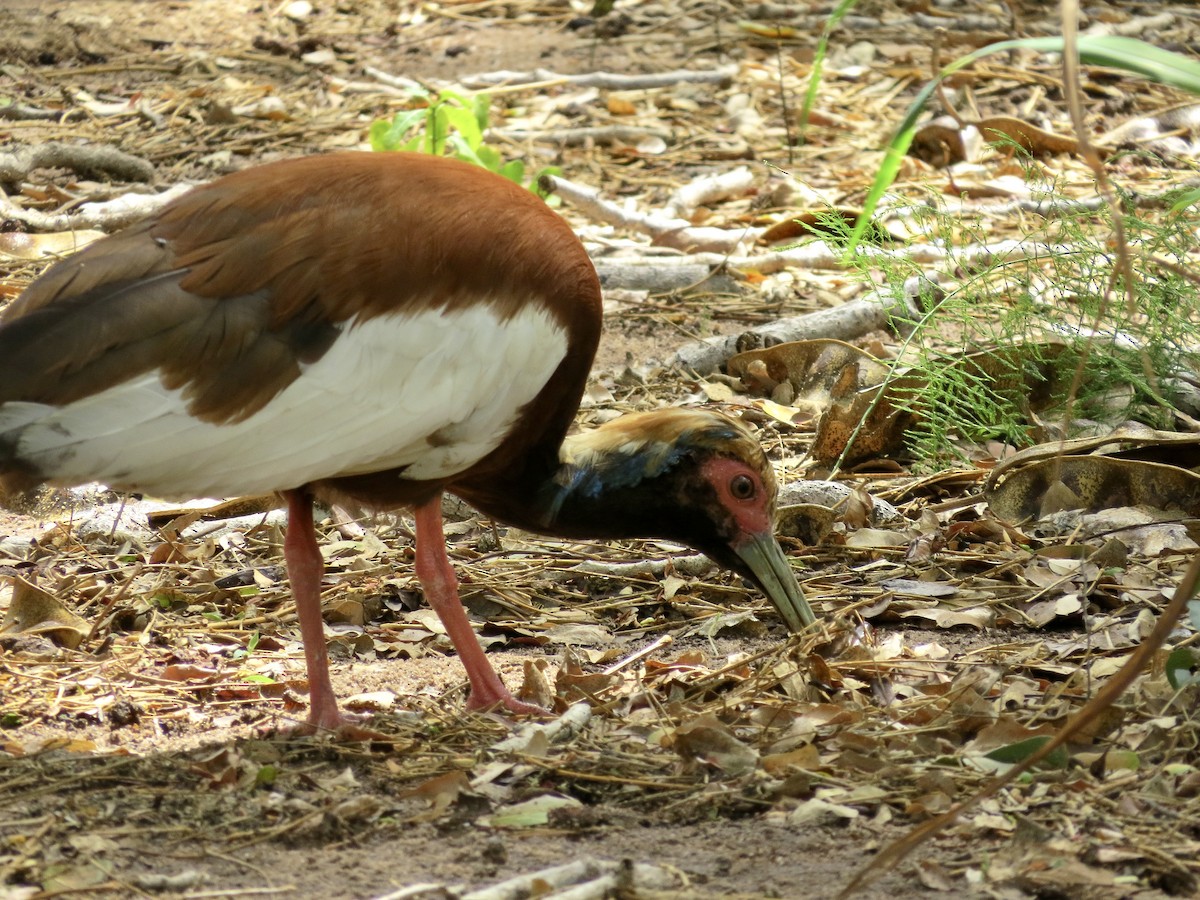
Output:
left=729, top=474, right=755, bottom=500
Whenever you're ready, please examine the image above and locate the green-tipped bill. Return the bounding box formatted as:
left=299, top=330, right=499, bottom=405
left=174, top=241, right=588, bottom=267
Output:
left=734, top=531, right=815, bottom=631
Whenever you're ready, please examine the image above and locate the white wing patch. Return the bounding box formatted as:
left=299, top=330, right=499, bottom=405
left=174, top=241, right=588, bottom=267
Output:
left=0, top=303, right=568, bottom=500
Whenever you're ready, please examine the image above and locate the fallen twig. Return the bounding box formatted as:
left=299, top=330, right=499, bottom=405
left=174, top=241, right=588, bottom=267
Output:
left=489, top=701, right=591, bottom=753
left=597, top=238, right=1075, bottom=275
left=664, top=165, right=756, bottom=219
left=672, top=293, right=912, bottom=374
left=545, top=173, right=759, bottom=252
left=458, top=66, right=737, bottom=91
left=567, top=553, right=716, bottom=579
left=504, top=125, right=673, bottom=148
left=593, top=261, right=733, bottom=293
left=0, top=104, right=75, bottom=122
left=0, top=183, right=191, bottom=233
left=447, top=858, right=680, bottom=900
left=361, top=66, right=428, bottom=94
left=0, top=142, right=155, bottom=185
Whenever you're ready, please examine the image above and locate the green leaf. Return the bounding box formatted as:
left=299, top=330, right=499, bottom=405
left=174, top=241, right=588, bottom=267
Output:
left=984, top=736, right=1069, bottom=769
left=443, top=104, right=483, bottom=151
left=498, top=159, right=525, bottom=184
left=242, top=673, right=277, bottom=684
left=368, top=120, right=393, bottom=152
left=447, top=133, right=485, bottom=167
left=426, top=105, right=449, bottom=154
left=475, top=145, right=503, bottom=172
left=1102, top=749, right=1140, bottom=772
left=255, top=764, right=279, bottom=786
left=480, top=794, right=582, bottom=828
left=1171, top=188, right=1200, bottom=213
left=369, top=109, right=427, bottom=152
left=367, top=89, right=554, bottom=198
left=1166, top=646, right=1200, bottom=690
left=471, top=92, right=492, bottom=135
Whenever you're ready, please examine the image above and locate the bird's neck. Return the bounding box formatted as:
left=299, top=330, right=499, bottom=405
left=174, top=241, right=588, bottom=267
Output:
left=456, top=450, right=673, bottom=542
left=454, top=412, right=719, bottom=542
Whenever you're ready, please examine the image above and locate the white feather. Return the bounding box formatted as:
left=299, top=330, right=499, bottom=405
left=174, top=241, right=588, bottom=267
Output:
left=0, top=303, right=568, bottom=500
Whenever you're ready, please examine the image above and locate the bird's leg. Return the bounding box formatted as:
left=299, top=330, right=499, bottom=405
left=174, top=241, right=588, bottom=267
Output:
left=283, top=488, right=351, bottom=731
left=413, top=495, right=545, bottom=715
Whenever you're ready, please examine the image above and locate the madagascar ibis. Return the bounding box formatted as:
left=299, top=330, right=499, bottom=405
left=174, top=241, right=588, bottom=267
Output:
left=0, top=152, right=814, bottom=731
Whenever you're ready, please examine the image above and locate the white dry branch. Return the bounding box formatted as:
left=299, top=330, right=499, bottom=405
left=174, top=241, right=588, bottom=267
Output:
left=553, top=168, right=1081, bottom=268
left=592, top=261, right=720, bottom=293
left=599, top=236, right=1075, bottom=280
left=0, top=184, right=192, bottom=233
left=1082, top=10, right=1176, bottom=37
left=361, top=65, right=429, bottom=94
left=663, top=165, right=756, bottom=219
left=457, top=66, right=737, bottom=91
left=567, top=553, right=716, bottom=580
left=544, top=173, right=761, bottom=252
left=328, top=76, right=424, bottom=98
left=672, top=294, right=913, bottom=375
left=489, top=701, right=591, bottom=753
left=448, top=858, right=682, bottom=900
left=502, top=124, right=674, bottom=148
left=698, top=238, right=1078, bottom=273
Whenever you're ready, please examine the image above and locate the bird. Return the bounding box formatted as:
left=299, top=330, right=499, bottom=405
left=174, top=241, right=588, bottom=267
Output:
left=0, top=151, right=815, bottom=733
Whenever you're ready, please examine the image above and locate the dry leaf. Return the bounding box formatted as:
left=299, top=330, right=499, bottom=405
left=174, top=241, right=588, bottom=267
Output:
left=672, top=714, right=759, bottom=776
left=0, top=230, right=106, bottom=259
left=1, top=576, right=88, bottom=649
left=986, top=455, right=1200, bottom=522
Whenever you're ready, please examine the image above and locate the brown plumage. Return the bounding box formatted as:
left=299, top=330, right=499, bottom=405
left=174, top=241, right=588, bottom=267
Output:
left=0, top=152, right=814, bottom=732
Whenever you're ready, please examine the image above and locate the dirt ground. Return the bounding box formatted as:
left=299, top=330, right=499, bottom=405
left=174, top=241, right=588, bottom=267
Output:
left=3, top=1, right=1200, bottom=898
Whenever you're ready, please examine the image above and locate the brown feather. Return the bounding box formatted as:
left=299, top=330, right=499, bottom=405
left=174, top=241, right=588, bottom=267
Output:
left=0, top=153, right=600, bottom=434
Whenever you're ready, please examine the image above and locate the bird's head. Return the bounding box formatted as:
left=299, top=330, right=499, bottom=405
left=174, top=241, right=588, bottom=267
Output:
left=550, top=408, right=816, bottom=632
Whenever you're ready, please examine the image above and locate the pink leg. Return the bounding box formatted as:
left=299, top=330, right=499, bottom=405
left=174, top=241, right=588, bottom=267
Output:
left=283, top=489, right=348, bottom=731
left=414, top=495, right=544, bottom=715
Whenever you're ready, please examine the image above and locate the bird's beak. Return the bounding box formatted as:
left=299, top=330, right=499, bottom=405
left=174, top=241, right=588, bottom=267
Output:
left=734, top=532, right=816, bottom=632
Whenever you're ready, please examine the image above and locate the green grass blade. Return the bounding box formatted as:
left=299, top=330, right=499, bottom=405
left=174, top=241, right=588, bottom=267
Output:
left=798, top=0, right=862, bottom=143
left=849, top=36, right=1200, bottom=250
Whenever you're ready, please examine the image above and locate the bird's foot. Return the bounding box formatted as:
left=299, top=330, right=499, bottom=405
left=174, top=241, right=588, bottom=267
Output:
left=269, top=720, right=398, bottom=742
left=264, top=705, right=397, bottom=742
left=325, top=720, right=399, bottom=742
left=466, top=688, right=549, bottom=717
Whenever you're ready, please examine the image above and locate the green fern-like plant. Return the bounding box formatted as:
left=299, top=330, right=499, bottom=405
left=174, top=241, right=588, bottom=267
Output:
left=793, top=27, right=1200, bottom=470
left=826, top=174, right=1200, bottom=470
